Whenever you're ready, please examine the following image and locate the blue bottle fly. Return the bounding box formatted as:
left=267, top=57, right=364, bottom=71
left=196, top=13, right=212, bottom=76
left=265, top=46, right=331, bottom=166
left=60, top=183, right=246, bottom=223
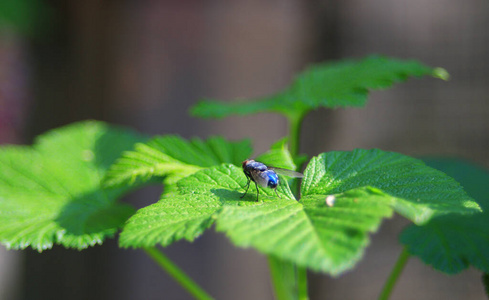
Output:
left=240, top=159, right=303, bottom=201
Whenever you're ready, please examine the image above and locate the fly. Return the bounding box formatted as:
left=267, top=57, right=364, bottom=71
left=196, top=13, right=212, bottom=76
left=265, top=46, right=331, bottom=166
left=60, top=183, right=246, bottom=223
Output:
left=240, top=159, right=303, bottom=201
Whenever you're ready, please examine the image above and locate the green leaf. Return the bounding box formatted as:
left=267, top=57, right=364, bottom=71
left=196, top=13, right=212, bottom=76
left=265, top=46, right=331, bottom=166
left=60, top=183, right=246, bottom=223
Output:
left=302, top=151, right=480, bottom=223
left=191, top=55, right=441, bottom=120
left=119, top=164, right=294, bottom=248
left=255, top=138, right=297, bottom=170
left=0, top=0, right=51, bottom=36
left=401, top=158, right=489, bottom=274
left=120, top=150, right=479, bottom=275
left=103, top=135, right=252, bottom=189
left=0, top=121, right=145, bottom=251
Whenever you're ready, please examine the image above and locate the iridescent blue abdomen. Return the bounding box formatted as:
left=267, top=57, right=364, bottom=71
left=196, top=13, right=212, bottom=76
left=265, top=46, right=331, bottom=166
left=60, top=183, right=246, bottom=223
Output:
left=265, top=170, right=279, bottom=188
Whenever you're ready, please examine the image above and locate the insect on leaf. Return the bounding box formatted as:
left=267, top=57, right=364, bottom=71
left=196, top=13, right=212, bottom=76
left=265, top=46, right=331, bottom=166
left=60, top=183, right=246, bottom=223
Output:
left=120, top=149, right=479, bottom=275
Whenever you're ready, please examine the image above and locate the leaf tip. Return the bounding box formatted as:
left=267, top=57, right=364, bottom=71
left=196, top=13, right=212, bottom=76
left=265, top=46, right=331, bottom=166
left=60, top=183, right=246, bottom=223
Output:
left=432, top=67, right=450, bottom=81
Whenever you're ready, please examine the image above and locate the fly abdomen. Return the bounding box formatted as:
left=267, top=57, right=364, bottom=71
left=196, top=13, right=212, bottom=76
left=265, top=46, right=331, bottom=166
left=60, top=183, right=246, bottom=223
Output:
left=265, top=171, right=279, bottom=189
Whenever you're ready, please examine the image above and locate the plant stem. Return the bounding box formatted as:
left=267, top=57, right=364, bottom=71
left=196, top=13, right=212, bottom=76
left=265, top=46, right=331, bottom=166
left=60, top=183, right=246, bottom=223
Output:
left=297, top=266, right=309, bottom=300
left=287, top=112, right=306, bottom=201
left=268, top=256, right=297, bottom=300
left=290, top=113, right=308, bottom=300
left=143, top=247, right=215, bottom=300
left=378, top=247, right=410, bottom=300
left=267, top=114, right=309, bottom=300
left=268, top=257, right=309, bottom=300
left=288, top=113, right=305, bottom=159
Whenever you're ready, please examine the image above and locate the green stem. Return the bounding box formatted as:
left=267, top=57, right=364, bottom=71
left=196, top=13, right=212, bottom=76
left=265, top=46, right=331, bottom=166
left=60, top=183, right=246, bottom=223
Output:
left=297, top=266, right=309, bottom=300
left=378, top=247, right=410, bottom=300
left=268, top=257, right=309, bottom=300
left=268, top=256, right=296, bottom=300
left=288, top=112, right=305, bottom=201
left=273, top=113, right=308, bottom=300
left=144, top=247, right=214, bottom=300
left=288, top=113, right=305, bottom=159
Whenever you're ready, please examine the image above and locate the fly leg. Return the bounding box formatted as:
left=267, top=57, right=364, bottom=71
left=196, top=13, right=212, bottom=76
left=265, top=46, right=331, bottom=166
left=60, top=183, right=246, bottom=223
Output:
left=274, top=188, right=281, bottom=199
left=240, top=177, right=251, bottom=199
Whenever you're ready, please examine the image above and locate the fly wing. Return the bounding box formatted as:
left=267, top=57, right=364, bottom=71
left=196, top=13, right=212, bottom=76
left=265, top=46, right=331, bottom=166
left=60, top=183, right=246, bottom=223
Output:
left=249, top=169, right=270, bottom=187
left=268, top=167, right=304, bottom=178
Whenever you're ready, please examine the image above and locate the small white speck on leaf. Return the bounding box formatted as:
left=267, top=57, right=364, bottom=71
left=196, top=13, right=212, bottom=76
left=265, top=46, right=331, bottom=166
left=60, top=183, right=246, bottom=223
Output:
left=326, top=195, right=335, bottom=207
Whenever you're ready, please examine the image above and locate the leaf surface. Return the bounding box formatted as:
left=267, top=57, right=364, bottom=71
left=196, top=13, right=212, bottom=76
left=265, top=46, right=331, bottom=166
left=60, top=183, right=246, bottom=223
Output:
left=191, top=56, right=442, bottom=120
left=121, top=150, right=479, bottom=275
left=255, top=138, right=298, bottom=170
left=119, top=164, right=294, bottom=248
left=401, top=158, right=489, bottom=274
left=103, top=135, right=252, bottom=188
left=0, top=121, right=145, bottom=251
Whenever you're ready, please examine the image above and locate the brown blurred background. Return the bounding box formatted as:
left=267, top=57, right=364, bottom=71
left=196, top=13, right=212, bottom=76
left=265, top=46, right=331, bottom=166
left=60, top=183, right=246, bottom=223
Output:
left=1, top=0, right=488, bottom=299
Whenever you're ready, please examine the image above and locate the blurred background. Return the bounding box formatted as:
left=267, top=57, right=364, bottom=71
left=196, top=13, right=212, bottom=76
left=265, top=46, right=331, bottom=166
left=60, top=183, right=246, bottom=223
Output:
left=1, top=0, right=488, bottom=299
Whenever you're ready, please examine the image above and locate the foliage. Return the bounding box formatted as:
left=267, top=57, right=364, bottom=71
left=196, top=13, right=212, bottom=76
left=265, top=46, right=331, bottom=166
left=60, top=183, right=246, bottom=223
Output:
left=401, top=158, right=489, bottom=274
left=0, top=121, right=144, bottom=251
left=0, top=55, right=484, bottom=300
left=0, top=0, right=51, bottom=36
left=104, top=135, right=252, bottom=189
left=119, top=150, right=479, bottom=275
left=191, top=55, right=447, bottom=121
